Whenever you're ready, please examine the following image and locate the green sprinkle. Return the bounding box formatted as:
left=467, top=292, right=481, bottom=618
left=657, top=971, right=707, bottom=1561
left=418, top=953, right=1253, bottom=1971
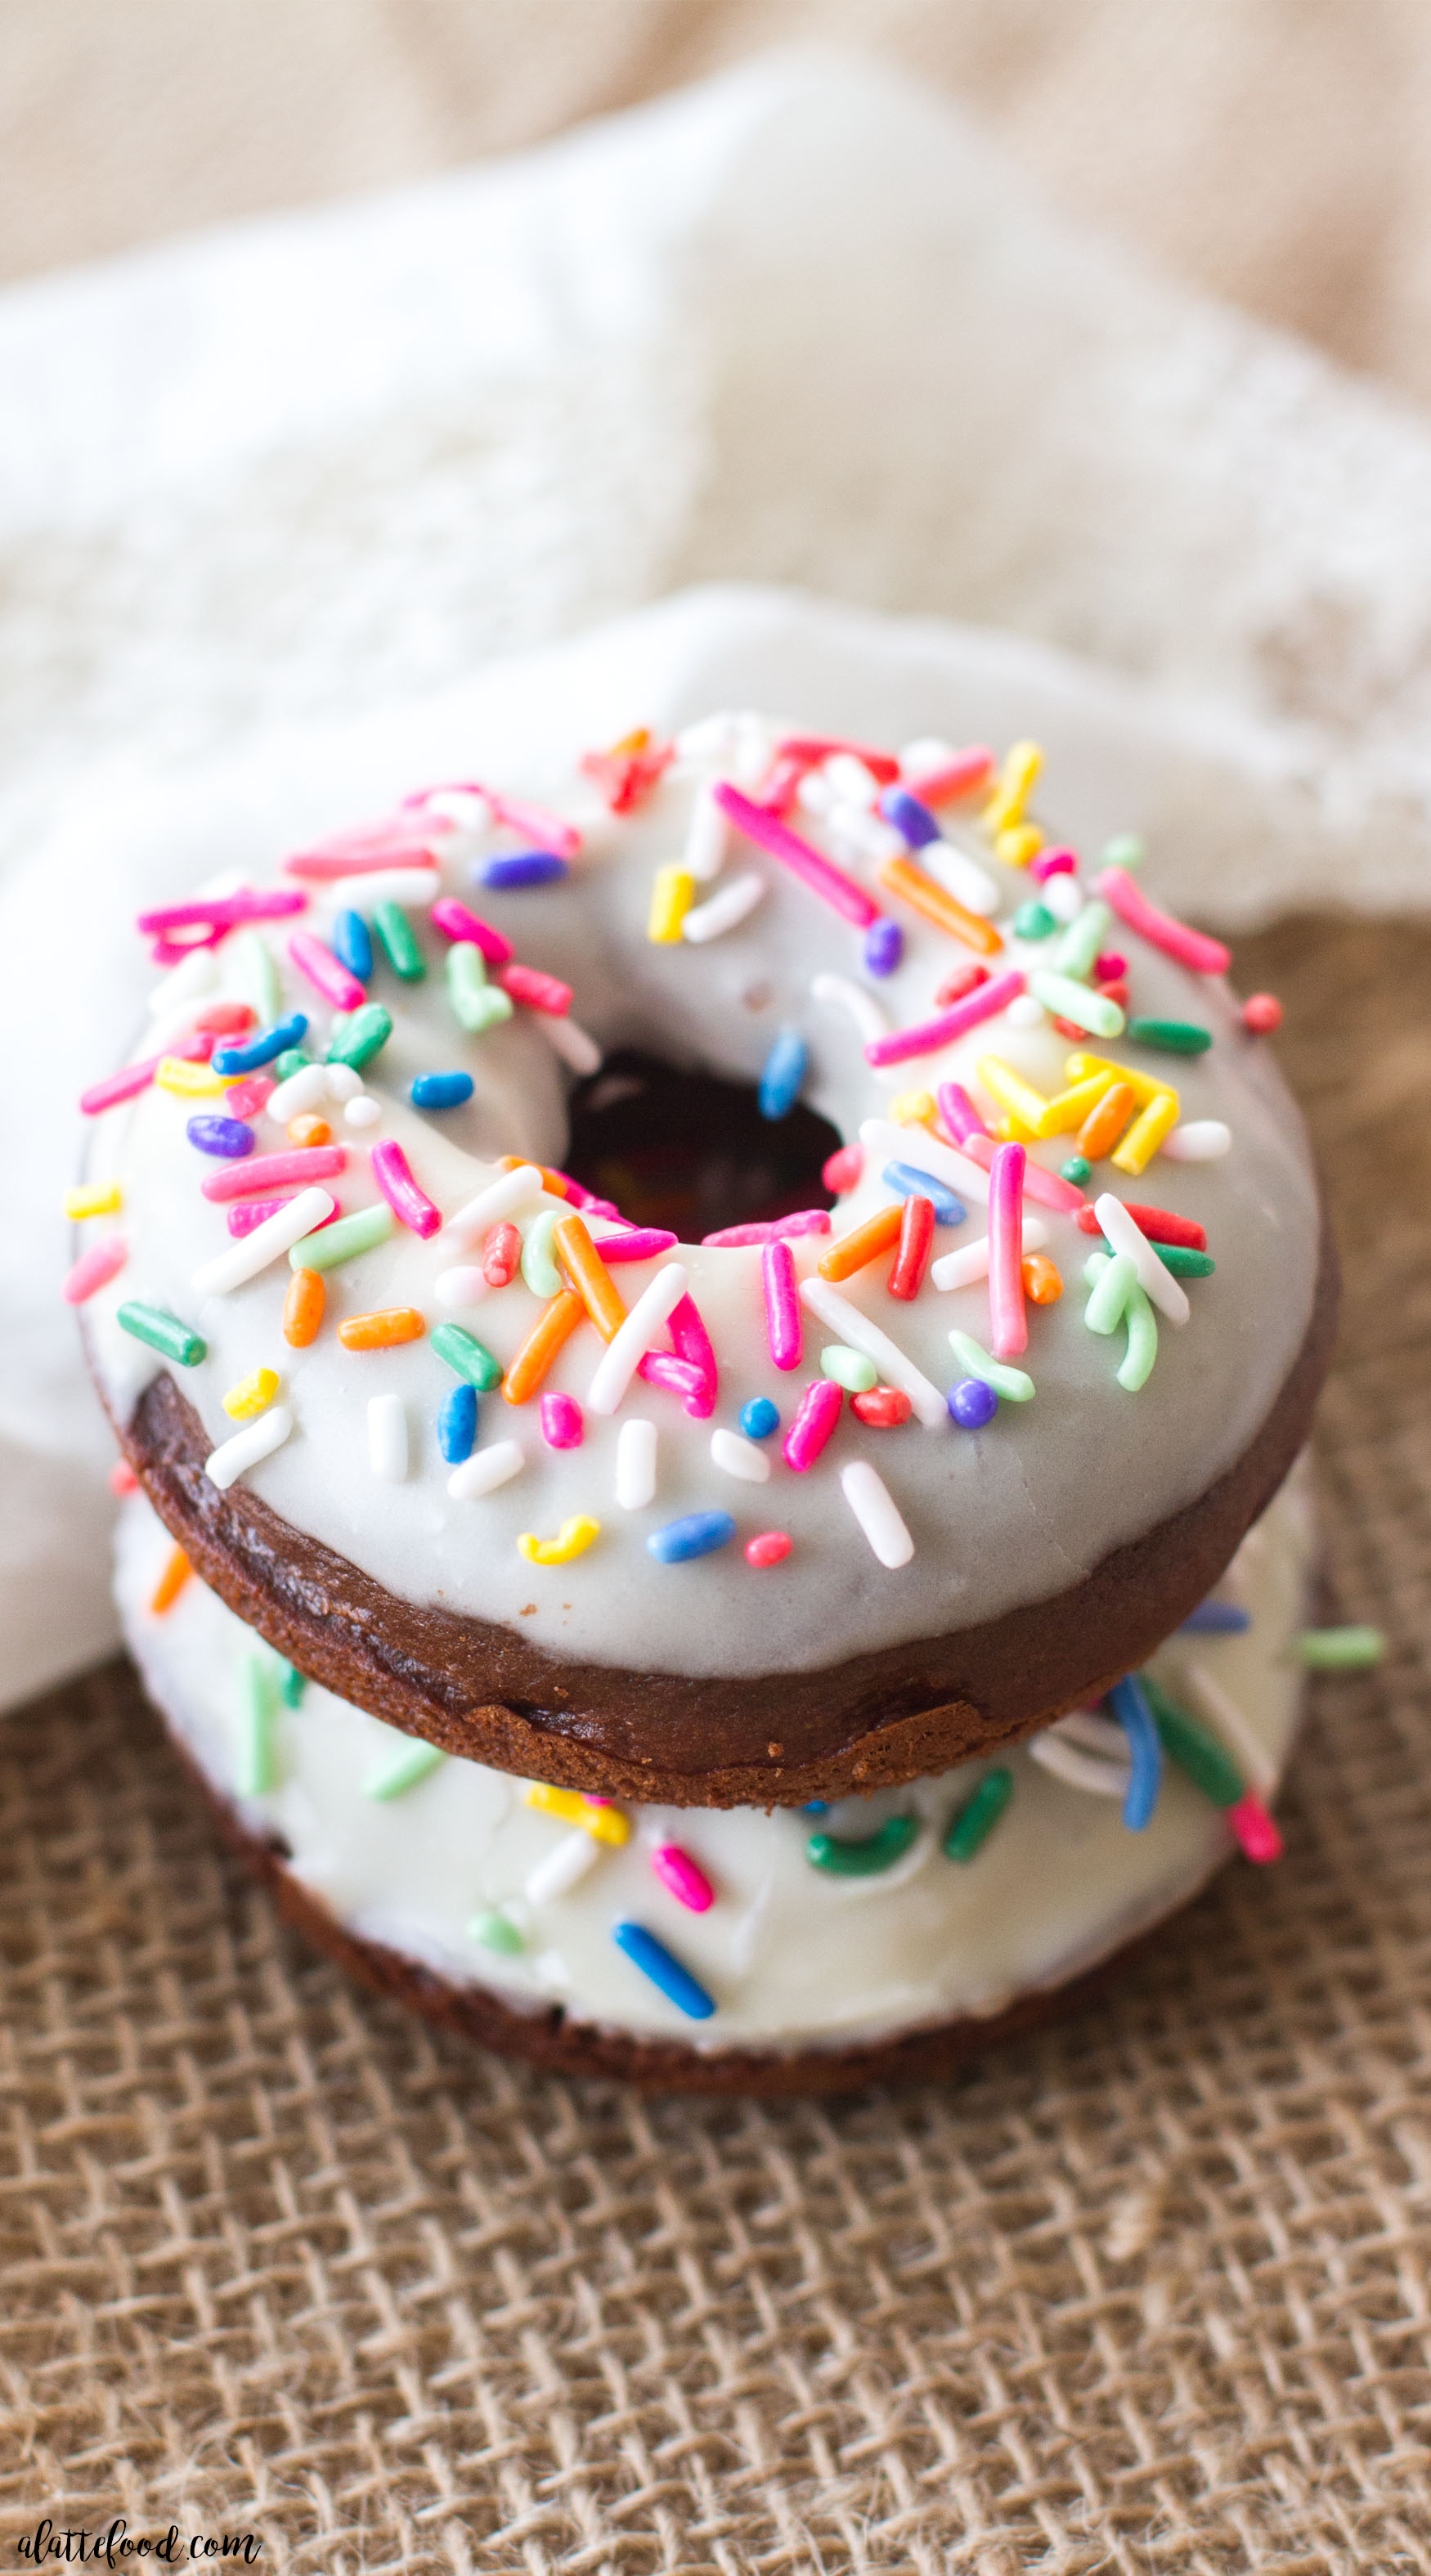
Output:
left=1294, top=1626, right=1385, bottom=1671
left=1084, top=1250, right=1137, bottom=1335
left=229, top=927, right=281, bottom=1025
left=520, top=1207, right=563, bottom=1299
left=1027, top=972, right=1125, bottom=1038
left=278, top=1661, right=308, bottom=1708
left=820, top=1343, right=879, bottom=1393
left=364, top=1737, right=446, bottom=1800
left=805, top=1815, right=919, bottom=1877
left=1012, top=900, right=1056, bottom=940
left=1117, top=1281, right=1158, bottom=1391
left=1054, top=897, right=1112, bottom=984
left=949, top=1329, right=1034, bottom=1402
left=326, top=1002, right=393, bottom=1072
left=289, top=1201, right=394, bottom=1271
left=1094, top=1238, right=1215, bottom=1278
left=944, top=1767, right=1013, bottom=1861
left=372, top=899, right=426, bottom=982
left=447, top=943, right=514, bottom=1034
left=117, top=1300, right=206, bottom=1367
left=271, top=1048, right=312, bottom=1083
left=1101, top=833, right=1144, bottom=871
left=1060, top=1153, right=1092, bottom=1187
left=1126, top=1016, right=1213, bottom=1056
left=469, top=1907, right=524, bottom=1956
left=235, top=1655, right=278, bottom=1796
left=1142, top=1675, right=1242, bottom=1807
left=430, top=1322, right=504, bottom=1390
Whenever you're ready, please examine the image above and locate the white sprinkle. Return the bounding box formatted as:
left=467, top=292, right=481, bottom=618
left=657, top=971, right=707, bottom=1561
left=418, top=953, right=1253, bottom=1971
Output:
left=1161, top=1120, right=1232, bottom=1163
left=1182, top=1659, right=1276, bottom=1796
left=684, top=780, right=729, bottom=882
left=525, top=1828, right=600, bottom=1905
left=797, top=1277, right=946, bottom=1429
left=675, top=711, right=740, bottom=761
left=204, top=1404, right=294, bottom=1492
left=710, top=1427, right=772, bottom=1485
left=447, top=1438, right=525, bottom=1501
left=191, top=1187, right=336, bottom=1295
left=1055, top=1708, right=1129, bottom=1757
left=434, top=1265, right=490, bottom=1310
left=682, top=871, right=766, bottom=945
left=322, top=865, right=441, bottom=910
left=898, top=735, right=956, bottom=779
left=444, top=1165, right=546, bottom=1248
left=731, top=716, right=775, bottom=788
left=266, top=1063, right=330, bottom=1123
left=615, top=1417, right=657, bottom=1510
left=1028, top=1733, right=1129, bottom=1797
left=859, top=1119, right=991, bottom=1207
left=794, top=769, right=836, bottom=818
left=325, top=1061, right=364, bottom=1102
left=587, top=1263, right=688, bottom=1416
left=839, top=1459, right=914, bottom=1568
left=826, top=802, right=904, bottom=865
left=1041, top=871, right=1083, bottom=924
left=344, top=1094, right=382, bottom=1129
left=921, top=839, right=1000, bottom=916
left=541, top=1012, right=603, bottom=1075
left=1004, top=994, right=1047, bottom=1029
left=1094, top=1193, right=1190, bottom=1326
left=368, top=1393, right=408, bottom=1483
left=931, top=1214, right=1048, bottom=1292
left=810, top=972, right=889, bottom=1048
left=823, top=753, right=881, bottom=810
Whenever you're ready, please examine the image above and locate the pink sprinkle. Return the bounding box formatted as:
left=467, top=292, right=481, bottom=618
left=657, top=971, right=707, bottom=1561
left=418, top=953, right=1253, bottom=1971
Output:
left=499, top=962, right=572, bottom=1016
left=227, top=1193, right=339, bottom=1238
left=713, top=783, right=879, bottom=930
left=487, top=792, right=581, bottom=860
left=756, top=752, right=806, bottom=815
left=540, top=1391, right=584, bottom=1450
left=289, top=931, right=366, bottom=1012
left=902, top=745, right=994, bottom=805
left=958, top=1133, right=1087, bottom=1215
left=285, top=841, right=437, bottom=881
left=936, top=1082, right=993, bottom=1147
left=746, top=1530, right=793, bottom=1568
left=823, top=1143, right=864, bottom=1193
left=666, top=1294, right=718, bottom=1414
left=109, top=1458, right=140, bottom=1497
left=1093, top=952, right=1128, bottom=984
left=864, top=971, right=1025, bottom=1067
left=137, top=889, right=305, bottom=937
left=594, top=1228, right=678, bottom=1263
left=371, top=1138, right=441, bottom=1239
left=223, top=1074, right=276, bottom=1120
left=430, top=898, right=514, bottom=965
left=986, top=1143, right=1028, bottom=1358
left=1029, top=846, right=1078, bottom=883
left=201, top=1146, right=347, bottom=1204
left=701, top=1210, right=832, bottom=1247
left=79, top=1034, right=212, bottom=1117
left=62, top=1236, right=127, bottom=1304
left=1096, top=864, right=1231, bottom=977
left=650, top=1844, right=716, bottom=1912
left=783, top=1379, right=844, bottom=1473
left=1227, top=1793, right=1282, bottom=1865
left=637, top=1352, right=710, bottom=1411
left=761, top=1239, right=802, bottom=1371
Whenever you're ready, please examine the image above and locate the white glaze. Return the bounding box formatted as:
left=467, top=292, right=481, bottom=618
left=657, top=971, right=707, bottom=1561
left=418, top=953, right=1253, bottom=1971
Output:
left=116, top=1470, right=1310, bottom=2053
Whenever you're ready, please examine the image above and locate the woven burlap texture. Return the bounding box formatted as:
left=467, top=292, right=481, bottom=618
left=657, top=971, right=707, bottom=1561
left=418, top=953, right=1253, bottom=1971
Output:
left=1, top=913, right=1427, bottom=2571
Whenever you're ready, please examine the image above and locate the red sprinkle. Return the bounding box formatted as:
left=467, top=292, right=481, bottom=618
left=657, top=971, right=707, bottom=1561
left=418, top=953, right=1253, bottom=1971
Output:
left=746, top=1531, right=793, bottom=1568
left=581, top=739, right=674, bottom=812
left=499, top=962, right=572, bottom=1016
left=779, top=734, right=900, bottom=783
left=1076, top=1200, right=1208, bottom=1250
left=850, top=1386, right=913, bottom=1428
left=822, top=1143, right=864, bottom=1194
left=1242, top=993, right=1283, bottom=1034
left=934, top=962, right=989, bottom=1009
left=482, top=1222, right=522, bottom=1287
left=888, top=1193, right=935, bottom=1300
left=191, top=1003, right=258, bottom=1037
left=108, top=1458, right=140, bottom=1497
left=902, top=746, right=993, bottom=805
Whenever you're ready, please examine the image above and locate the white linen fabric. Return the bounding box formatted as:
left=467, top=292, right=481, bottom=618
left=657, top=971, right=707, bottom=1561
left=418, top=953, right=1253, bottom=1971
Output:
left=5, top=44, right=1431, bottom=1707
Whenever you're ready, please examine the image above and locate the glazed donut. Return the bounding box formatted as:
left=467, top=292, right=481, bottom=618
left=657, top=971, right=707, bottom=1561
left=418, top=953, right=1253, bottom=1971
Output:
left=75, top=685, right=1332, bottom=1806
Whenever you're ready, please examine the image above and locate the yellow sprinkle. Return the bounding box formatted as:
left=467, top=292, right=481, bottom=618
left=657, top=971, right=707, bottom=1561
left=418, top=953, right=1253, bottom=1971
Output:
left=1034, top=1072, right=1117, bottom=1138
left=1065, top=1052, right=1180, bottom=1115
left=1111, top=1089, right=1181, bottom=1175
left=983, top=739, right=1043, bottom=836
left=65, top=1182, right=122, bottom=1220
left=155, top=1055, right=230, bottom=1097
left=976, top=1056, right=1052, bottom=1139
left=518, top=1514, right=601, bottom=1568
left=647, top=864, right=695, bottom=944
left=524, top=1783, right=630, bottom=1846
left=889, top=1089, right=937, bottom=1126
left=994, top=822, right=1043, bottom=868
left=222, top=1366, right=280, bottom=1422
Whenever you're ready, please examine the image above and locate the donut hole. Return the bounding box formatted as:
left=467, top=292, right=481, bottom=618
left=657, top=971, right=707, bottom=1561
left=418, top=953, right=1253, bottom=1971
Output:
left=563, top=1048, right=840, bottom=1240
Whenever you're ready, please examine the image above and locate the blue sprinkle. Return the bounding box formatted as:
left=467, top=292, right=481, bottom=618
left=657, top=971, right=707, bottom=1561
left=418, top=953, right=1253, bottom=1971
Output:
left=1107, top=1675, right=1163, bottom=1832
left=647, top=1510, right=738, bottom=1565
left=476, top=850, right=569, bottom=890
left=878, top=786, right=941, bottom=848
left=438, top=1382, right=478, bottom=1464
left=949, top=1377, right=997, bottom=1429
left=881, top=1160, right=966, bottom=1227
left=1179, top=1600, right=1251, bottom=1635
left=330, top=909, right=373, bottom=982
left=759, top=1029, right=808, bottom=1121
left=863, top=918, right=904, bottom=977
left=185, top=1114, right=255, bottom=1160
left=801, top=1800, right=829, bottom=1815
left=612, top=1922, right=716, bottom=2021
left=210, top=1011, right=308, bottom=1076
left=412, top=1070, right=476, bottom=1111
left=740, top=1397, right=780, bottom=1440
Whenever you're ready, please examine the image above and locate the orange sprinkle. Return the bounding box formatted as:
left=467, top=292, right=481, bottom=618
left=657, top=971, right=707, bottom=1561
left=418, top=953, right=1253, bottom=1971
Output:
left=283, top=1266, right=325, bottom=1348
left=554, top=1214, right=626, bottom=1342
left=496, top=1155, right=571, bottom=1200
left=502, top=1288, right=585, bottom=1404
left=817, top=1202, right=904, bottom=1283
left=150, top=1545, right=191, bottom=1615
left=287, top=1112, right=331, bottom=1147
left=1021, top=1253, right=1063, bottom=1306
left=1077, top=1080, right=1137, bottom=1162
left=877, top=855, right=1004, bottom=958
left=338, top=1306, right=425, bottom=1351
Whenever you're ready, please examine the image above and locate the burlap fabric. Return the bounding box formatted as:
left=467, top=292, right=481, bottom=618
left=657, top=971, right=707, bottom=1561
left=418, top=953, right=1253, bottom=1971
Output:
left=1, top=913, right=1425, bottom=2567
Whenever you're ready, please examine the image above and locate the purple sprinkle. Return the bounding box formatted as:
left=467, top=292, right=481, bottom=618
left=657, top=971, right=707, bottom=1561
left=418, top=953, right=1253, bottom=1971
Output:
left=949, top=1377, right=998, bottom=1429
left=186, top=1114, right=255, bottom=1160
left=863, top=917, right=904, bottom=977
left=877, top=787, right=940, bottom=849
left=475, top=850, right=569, bottom=890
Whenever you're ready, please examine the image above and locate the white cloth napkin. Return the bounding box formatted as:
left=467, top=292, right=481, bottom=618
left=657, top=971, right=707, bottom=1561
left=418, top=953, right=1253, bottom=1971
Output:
left=7, top=43, right=1431, bottom=1708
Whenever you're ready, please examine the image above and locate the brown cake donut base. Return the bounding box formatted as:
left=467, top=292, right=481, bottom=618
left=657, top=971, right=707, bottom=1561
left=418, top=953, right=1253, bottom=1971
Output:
left=94, top=1223, right=1336, bottom=1809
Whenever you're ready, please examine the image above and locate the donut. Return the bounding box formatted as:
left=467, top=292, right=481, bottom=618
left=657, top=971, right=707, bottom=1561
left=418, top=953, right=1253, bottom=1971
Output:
left=74, top=697, right=1333, bottom=1812
left=117, top=1465, right=1311, bottom=2091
